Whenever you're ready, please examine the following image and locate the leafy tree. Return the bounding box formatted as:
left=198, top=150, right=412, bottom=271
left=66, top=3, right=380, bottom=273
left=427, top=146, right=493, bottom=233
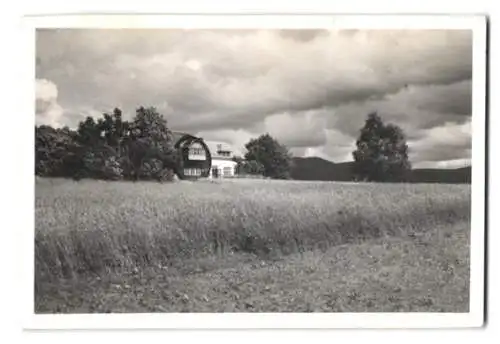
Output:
left=73, top=115, right=118, bottom=179
left=122, top=106, right=178, bottom=181
left=35, top=125, right=81, bottom=177
left=99, top=108, right=127, bottom=150
left=352, top=112, right=411, bottom=182
left=235, top=159, right=265, bottom=176
left=76, top=116, right=103, bottom=148
left=244, top=134, right=292, bottom=179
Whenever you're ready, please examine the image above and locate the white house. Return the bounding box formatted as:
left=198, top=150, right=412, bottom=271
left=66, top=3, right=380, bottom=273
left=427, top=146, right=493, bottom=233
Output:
left=205, top=141, right=238, bottom=179
left=172, top=131, right=238, bottom=179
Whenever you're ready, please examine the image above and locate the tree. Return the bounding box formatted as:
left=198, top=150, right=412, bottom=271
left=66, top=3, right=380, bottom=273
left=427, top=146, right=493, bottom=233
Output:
left=352, top=112, right=411, bottom=182
left=74, top=115, right=122, bottom=180
left=35, top=125, right=80, bottom=177
left=234, top=156, right=265, bottom=176
left=122, top=106, right=178, bottom=181
left=244, top=134, right=292, bottom=179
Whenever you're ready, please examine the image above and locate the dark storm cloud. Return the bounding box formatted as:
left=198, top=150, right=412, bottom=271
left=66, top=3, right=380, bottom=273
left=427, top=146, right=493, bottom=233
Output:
left=408, top=120, right=472, bottom=163
left=326, top=80, right=472, bottom=139
left=35, top=29, right=473, bottom=167
left=411, top=80, right=472, bottom=115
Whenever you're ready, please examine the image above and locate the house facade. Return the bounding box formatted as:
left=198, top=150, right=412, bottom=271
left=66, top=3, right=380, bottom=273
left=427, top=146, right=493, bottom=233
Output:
left=206, top=142, right=238, bottom=179
left=172, top=131, right=237, bottom=180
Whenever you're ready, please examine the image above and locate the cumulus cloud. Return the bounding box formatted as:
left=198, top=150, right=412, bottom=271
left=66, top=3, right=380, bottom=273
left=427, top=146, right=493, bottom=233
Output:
left=36, top=28, right=473, bottom=168
left=262, top=109, right=328, bottom=148
left=35, top=79, right=64, bottom=127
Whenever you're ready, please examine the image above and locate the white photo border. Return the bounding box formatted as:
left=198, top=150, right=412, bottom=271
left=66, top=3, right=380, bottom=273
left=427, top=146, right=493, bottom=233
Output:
left=23, top=13, right=487, bottom=330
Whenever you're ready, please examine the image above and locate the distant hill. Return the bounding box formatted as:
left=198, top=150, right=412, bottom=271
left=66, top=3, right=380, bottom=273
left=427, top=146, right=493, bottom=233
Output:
left=409, top=166, right=471, bottom=184
left=290, top=157, right=353, bottom=181
left=291, top=157, right=471, bottom=184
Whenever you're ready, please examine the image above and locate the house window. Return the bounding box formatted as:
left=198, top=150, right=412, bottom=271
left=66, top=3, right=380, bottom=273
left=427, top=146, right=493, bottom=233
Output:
left=184, top=168, right=202, bottom=177
left=215, top=150, right=231, bottom=158
left=223, top=166, right=232, bottom=176
left=189, top=147, right=203, bottom=155
left=188, top=145, right=206, bottom=161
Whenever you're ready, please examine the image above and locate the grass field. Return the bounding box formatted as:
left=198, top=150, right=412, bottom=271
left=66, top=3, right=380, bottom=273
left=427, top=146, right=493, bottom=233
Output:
left=35, top=178, right=471, bottom=313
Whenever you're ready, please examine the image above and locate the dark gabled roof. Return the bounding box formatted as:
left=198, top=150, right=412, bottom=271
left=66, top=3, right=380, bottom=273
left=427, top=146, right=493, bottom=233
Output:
left=171, top=131, right=236, bottom=158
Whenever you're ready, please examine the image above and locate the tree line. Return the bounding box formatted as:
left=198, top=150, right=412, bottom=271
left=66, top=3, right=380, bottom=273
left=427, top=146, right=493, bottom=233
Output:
left=36, top=107, right=179, bottom=181
left=36, top=106, right=412, bottom=183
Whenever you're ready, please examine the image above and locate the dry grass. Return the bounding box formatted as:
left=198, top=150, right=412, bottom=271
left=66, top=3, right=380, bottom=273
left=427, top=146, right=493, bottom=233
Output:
left=34, top=178, right=471, bottom=313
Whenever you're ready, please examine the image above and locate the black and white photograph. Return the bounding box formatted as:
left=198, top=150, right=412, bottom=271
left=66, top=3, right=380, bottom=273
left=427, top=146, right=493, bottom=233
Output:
left=28, top=14, right=486, bottom=328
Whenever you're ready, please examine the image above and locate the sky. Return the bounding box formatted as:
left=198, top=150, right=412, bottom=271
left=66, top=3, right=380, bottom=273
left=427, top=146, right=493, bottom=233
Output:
left=35, top=29, right=473, bottom=169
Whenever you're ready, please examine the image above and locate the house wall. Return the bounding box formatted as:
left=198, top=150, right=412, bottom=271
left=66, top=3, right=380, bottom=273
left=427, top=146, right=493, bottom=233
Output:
left=210, top=159, right=237, bottom=178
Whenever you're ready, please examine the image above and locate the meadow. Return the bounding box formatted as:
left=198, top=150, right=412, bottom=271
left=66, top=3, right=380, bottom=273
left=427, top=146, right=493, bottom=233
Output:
left=35, top=178, right=471, bottom=313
